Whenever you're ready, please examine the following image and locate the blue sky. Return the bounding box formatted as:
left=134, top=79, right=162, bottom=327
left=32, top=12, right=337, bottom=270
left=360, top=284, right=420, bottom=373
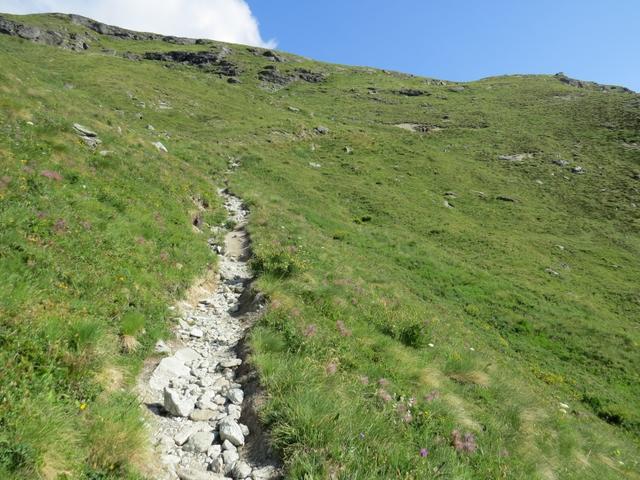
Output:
left=1, top=0, right=638, bottom=90
left=250, top=0, right=639, bottom=91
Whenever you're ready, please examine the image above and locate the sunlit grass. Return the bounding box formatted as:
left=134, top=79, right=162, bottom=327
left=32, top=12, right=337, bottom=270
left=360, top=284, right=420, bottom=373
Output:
left=0, top=13, right=639, bottom=479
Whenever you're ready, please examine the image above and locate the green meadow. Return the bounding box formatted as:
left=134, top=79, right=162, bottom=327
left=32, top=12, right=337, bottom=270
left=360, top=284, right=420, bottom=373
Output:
left=0, top=13, right=638, bottom=479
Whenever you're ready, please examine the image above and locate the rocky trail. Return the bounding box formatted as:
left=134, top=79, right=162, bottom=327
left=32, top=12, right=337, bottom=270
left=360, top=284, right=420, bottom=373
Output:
left=138, top=184, right=280, bottom=480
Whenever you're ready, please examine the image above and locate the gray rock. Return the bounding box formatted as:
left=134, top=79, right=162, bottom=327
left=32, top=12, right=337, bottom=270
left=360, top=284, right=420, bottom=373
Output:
left=222, top=449, right=239, bottom=470
left=208, top=443, right=222, bottom=459
left=222, top=439, right=236, bottom=451
left=220, top=358, right=242, bottom=368
left=190, top=327, right=204, bottom=338
left=227, top=404, right=242, bottom=420
left=239, top=424, right=249, bottom=436
left=73, top=123, right=97, bottom=137
left=552, top=159, right=569, bottom=167
left=263, top=50, right=286, bottom=62
left=177, top=468, right=227, bottom=480
left=315, top=126, right=329, bottom=135
left=160, top=454, right=180, bottom=466
left=149, top=356, right=190, bottom=390
left=499, top=153, right=532, bottom=162
left=396, top=88, right=428, bottom=97
left=571, top=166, right=584, bottom=174
left=218, top=418, right=245, bottom=446
left=190, top=409, right=217, bottom=421
left=184, top=431, right=214, bottom=453
left=164, top=387, right=195, bottom=417
left=209, top=455, right=225, bottom=475
left=496, top=195, right=516, bottom=203
left=449, top=86, right=466, bottom=92
left=226, top=388, right=244, bottom=405
left=252, top=466, right=278, bottom=480
left=153, top=141, right=168, bottom=153
left=175, top=425, right=196, bottom=446
left=81, top=136, right=102, bottom=148
left=155, top=340, right=171, bottom=354
left=175, top=347, right=200, bottom=364
left=144, top=51, right=239, bottom=77
left=233, top=461, right=252, bottom=479
left=554, top=72, right=633, bottom=94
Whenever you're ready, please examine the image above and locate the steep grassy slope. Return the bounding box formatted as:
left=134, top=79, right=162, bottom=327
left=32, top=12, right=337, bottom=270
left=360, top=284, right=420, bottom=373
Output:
left=0, top=13, right=639, bottom=479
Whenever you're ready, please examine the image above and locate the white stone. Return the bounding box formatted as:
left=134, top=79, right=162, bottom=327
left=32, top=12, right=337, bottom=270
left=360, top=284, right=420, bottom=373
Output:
left=177, top=468, right=227, bottom=480
left=239, top=423, right=249, bottom=436
left=155, top=340, right=171, bottom=354
left=153, top=141, right=168, bottom=153
left=218, top=418, right=244, bottom=446
left=175, top=426, right=196, bottom=446
left=226, top=388, right=244, bottom=405
left=227, top=404, right=242, bottom=420
left=150, top=357, right=190, bottom=391
left=209, top=456, right=225, bottom=474
left=175, top=347, right=201, bottom=364
left=252, top=466, right=278, bottom=480
left=73, top=123, right=97, bottom=137
left=233, top=461, right=252, bottom=479
left=164, top=387, right=195, bottom=417
left=184, top=431, right=213, bottom=453
left=222, top=439, right=236, bottom=451
left=190, top=327, right=204, bottom=338
left=220, top=358, right=242, bottom=368
left=222, top=449, right=239, bottom=470
left=161, top=454, right=180, bottom=466
left=207, top=444, right=222, bottom=459
left=190, top=409, right=217, bottom=421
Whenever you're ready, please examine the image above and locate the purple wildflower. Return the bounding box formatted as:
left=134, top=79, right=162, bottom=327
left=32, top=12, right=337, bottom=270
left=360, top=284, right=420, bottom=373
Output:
left=420, top=448, right=429, bottom=457
left=425, top=390, right=440, bottom=402
left=377, top=389, right=392, bottom=403
left=41, top=170, right=63, bottom=181
left=451, top=430, right=478, bottom=454
left=303, top=324, right=318, bottom=338
left=336, top=320, right=352, bottom=337
left=325, top=361, right=338, bottom=375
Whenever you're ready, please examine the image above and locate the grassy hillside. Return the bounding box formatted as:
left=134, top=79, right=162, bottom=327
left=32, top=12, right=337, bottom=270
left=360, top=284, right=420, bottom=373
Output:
left=0, top=13, right=638, bottom=479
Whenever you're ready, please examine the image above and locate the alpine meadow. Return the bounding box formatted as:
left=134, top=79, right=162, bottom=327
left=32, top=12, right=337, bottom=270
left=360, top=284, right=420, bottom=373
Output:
left=0, top=12, right=639, bottom=480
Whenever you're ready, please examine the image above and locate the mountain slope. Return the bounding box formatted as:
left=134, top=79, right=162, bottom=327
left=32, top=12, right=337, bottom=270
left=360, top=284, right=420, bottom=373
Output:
left=0, top=13, right=639, bottom=479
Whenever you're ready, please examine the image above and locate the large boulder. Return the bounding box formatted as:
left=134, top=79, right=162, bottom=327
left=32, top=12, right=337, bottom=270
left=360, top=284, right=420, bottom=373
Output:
left=149, top=356, right=190, bottom=390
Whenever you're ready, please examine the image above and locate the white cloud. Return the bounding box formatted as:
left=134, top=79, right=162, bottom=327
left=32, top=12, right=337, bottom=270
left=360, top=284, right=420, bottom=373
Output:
left=0, top=0, right=276, bottom=47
